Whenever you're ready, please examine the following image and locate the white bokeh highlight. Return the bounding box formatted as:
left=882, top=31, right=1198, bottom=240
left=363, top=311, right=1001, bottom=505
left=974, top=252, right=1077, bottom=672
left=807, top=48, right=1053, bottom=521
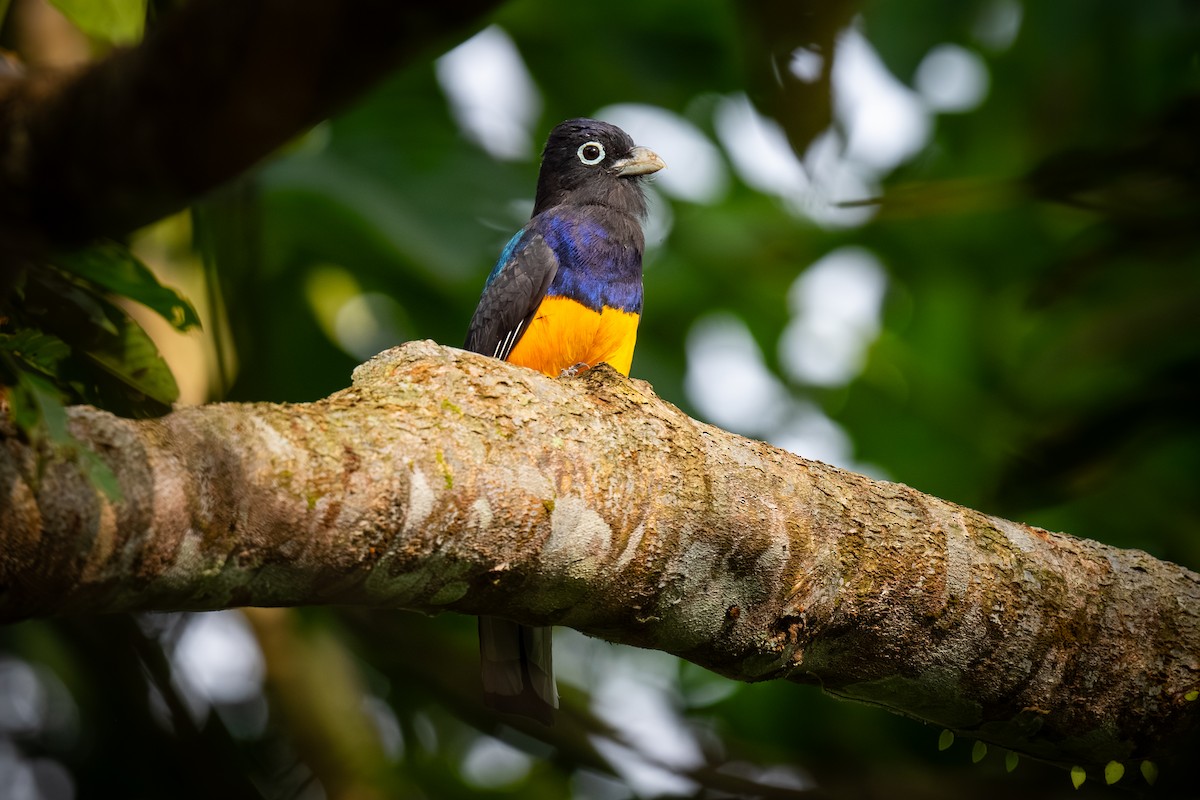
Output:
left=790, top=47, right=825, bottom=83
left=713, top=93, right=875, bottom=225
left=362, top=695, right=404, bottom=760
left=915, top=44, right=990, bottom=113
left=554, top=630, right=707, bottom=798
left=591, top=652, right=703, bottom=798
left=779, top=246, right=888, bottom=387
left=973, top=0, right=1024, bottom=51
left=713, top=95, right=811, bottom=201
left=713, top=25, right=932, bottom=228
left=0, top=660, right=44, bottom=736
left=833, top=28, right=931, bottom=173
left=640, top=186, right=674, bottom=255
left=436, top=26, right=541, bottom=161
left=461, top=735, right=533, bottom=789
left=172, top=611, right=265, bottom=706
left=685, top=313, right=789, bottom=435
left=797, top=128, right=878, bottom=227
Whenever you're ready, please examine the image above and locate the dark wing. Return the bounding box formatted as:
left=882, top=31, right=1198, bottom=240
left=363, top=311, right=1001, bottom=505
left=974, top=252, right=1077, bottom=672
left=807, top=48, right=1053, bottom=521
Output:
left=464, top=231, right=558, bottom=360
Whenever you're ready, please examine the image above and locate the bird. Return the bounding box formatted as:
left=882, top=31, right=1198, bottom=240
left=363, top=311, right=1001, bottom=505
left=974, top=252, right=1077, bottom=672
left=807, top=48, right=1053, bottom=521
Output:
left=463, top=118, right=664, bottom=724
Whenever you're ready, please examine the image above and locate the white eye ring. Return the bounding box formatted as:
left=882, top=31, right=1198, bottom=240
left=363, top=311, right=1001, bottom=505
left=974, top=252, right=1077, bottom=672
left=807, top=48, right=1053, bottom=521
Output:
left=577, top=141, right=605, bottom=165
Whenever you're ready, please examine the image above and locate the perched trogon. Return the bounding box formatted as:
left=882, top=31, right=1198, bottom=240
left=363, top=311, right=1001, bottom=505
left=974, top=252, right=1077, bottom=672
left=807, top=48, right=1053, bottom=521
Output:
left=464, top=119, right=664, bottom=723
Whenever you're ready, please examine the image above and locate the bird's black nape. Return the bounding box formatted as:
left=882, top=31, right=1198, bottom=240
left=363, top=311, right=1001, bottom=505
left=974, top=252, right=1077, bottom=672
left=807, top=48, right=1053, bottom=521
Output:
left=532, top=118, right=660, bottom=217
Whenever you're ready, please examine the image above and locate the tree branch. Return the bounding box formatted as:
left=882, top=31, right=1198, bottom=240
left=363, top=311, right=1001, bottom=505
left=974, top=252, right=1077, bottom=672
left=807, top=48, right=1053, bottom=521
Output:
left=0, top=0, right=501, bottom=263
left=1, top=341, right=1197, bottom=768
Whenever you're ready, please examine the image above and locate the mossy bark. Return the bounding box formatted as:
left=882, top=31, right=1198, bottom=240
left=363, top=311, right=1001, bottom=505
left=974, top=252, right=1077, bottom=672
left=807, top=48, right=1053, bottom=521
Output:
left=2, top=341, right=1197, bottom=767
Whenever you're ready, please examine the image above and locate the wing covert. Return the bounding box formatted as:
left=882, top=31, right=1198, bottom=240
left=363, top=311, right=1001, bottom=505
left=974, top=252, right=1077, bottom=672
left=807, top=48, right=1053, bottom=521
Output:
left=464, top=231, right=558, bottom=360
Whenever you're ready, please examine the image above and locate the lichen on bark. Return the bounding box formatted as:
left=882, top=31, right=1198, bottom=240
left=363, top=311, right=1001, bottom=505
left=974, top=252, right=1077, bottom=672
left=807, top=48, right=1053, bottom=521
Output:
left=1, top=340, right=1197, bottom=768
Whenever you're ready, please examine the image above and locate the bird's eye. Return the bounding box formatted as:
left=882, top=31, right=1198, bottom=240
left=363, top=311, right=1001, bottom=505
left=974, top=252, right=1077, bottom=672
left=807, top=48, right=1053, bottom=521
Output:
left=577, top=142, right=605, bottom=165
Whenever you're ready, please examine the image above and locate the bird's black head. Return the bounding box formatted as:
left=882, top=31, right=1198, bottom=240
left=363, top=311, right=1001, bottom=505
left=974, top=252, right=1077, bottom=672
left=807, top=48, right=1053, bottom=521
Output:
left=532, top=118, right=665, bottom=217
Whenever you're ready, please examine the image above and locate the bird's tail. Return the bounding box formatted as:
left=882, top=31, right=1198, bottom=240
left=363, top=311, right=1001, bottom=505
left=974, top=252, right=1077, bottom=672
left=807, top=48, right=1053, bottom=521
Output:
left=478, top=617, right=557, bottom=725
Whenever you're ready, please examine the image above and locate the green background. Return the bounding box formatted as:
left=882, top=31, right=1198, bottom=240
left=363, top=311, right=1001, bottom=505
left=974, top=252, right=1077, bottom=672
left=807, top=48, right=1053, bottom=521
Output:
left=2, top=0, right=1198, bottom=797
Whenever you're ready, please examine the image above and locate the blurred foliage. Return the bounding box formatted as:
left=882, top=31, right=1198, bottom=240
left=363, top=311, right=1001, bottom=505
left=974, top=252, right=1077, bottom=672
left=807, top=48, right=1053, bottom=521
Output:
left=0, top=241, right=198, bottom=499
left=0, top=244, right=198, bottom=416
left=3, top=0, right=1200, bottom=797
left=46, top=0, right=145, bottom=44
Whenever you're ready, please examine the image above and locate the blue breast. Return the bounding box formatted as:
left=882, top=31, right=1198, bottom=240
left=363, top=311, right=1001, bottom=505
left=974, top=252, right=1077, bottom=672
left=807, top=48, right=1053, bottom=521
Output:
left=535, top=212, right=644, bottom=314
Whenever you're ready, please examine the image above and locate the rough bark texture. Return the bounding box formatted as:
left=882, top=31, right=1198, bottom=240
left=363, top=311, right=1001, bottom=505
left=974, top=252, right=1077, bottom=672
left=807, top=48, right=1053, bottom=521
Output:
left=1, top=341, right=1197, bottom=768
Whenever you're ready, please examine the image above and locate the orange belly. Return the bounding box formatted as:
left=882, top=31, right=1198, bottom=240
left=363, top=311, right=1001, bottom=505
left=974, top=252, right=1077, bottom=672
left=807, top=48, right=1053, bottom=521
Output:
left=506, top=295, right=639, bottom=377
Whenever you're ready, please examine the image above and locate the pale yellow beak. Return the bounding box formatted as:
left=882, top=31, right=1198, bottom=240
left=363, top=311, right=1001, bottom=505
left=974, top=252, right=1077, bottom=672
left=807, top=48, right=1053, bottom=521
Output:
left=611, top=146, right=666, bottom=177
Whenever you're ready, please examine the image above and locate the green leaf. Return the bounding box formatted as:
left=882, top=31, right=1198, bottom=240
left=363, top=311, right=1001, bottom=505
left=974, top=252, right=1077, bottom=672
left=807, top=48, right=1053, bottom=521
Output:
left=78, top=446, right=122, bottom=502
left=0, top=330, right=71, bottom=378
left=80, top=305, right=179, bottom=406
left=1186, top=689, right=1198, bottom=701
left=9, top=371, right=69, bottom=444
left=1070, top=766, right=1086, bottom=789
left=1140, top=760, right=1158, bottom=786
left=15, top=267, right=179, bottom=413
left=1005, top=752, right=1019, bottom=773
left=57, top=243, right=201, bottom=332
left=4, top=366, right=122, bottom=501
left=1104, top=761, right=1124, bottom=785
left=937, top=730, right=954, bottom=751
left=971, top=741, right=987, bottom=763
left=46, top=0, right=145, bottom=44
left=24, top=267, right=119, bottom=336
